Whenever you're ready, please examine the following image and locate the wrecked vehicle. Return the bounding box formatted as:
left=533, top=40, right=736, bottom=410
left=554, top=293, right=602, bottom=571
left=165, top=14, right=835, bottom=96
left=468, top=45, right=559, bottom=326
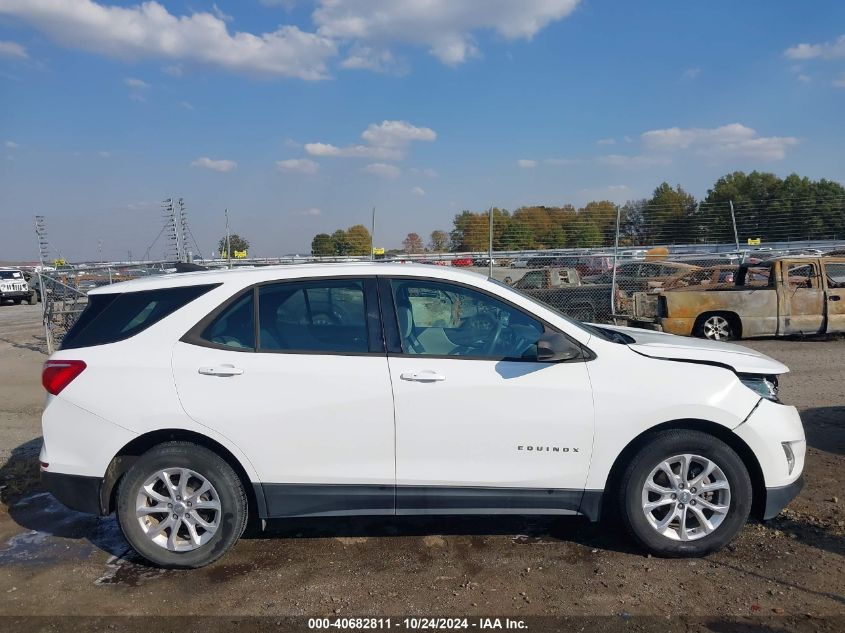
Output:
left=658, top=257, right=845, bottom=340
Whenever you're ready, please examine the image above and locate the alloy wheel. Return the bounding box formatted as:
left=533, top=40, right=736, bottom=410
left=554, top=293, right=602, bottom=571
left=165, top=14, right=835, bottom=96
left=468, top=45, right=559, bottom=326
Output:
left=702, top=315, right=732, bottom=340
left=641, top=454, right=731, bottom=542
left=135, top=467, right=221, bottom=552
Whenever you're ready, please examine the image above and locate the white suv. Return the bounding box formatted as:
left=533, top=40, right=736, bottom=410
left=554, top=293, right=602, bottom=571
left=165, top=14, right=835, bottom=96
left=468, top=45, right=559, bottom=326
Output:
left=40, top=263, right=805, bottom=568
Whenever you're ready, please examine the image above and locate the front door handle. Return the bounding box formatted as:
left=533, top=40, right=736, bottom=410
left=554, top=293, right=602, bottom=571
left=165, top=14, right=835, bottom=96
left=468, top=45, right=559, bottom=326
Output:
left=400, top=370, right=446, bottom=382
left=198, top=365, right=244, bottom=377
left=829, top=295, right=841, bottom=302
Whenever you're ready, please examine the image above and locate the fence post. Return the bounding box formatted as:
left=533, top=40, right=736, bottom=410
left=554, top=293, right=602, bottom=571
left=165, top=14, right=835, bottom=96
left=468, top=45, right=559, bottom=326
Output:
left=611, top=203, right=621, bottom=322
left=729, top=200, right=740, bottom=251
left=38, top=269, right=52, bottom=354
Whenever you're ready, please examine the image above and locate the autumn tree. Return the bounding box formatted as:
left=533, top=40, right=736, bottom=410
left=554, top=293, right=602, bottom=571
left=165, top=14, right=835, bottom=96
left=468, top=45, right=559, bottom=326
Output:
left=331, top=229, right=351, bottom=256
left=311, top=233, right=334, bottom=257
left=429, top=230, right=450, bottom=252
left=403, top=232, right=425, bottom=254
left=346, top=224, right=372, bottom=256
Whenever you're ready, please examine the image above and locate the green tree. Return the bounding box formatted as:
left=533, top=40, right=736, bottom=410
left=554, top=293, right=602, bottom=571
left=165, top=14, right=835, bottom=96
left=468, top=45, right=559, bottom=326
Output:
left=571, top=221, right=603, bottom=248
left=311, top=233, right=334, bottom=257
left=429, top=230, right=450, bottom=252
left=331, top=229, right=351, bottom=256
left=218, top=234, right=250, bottom=257
left=644, top=183, right=697, bottom=244
left=346, top=224, right=372, bottom=256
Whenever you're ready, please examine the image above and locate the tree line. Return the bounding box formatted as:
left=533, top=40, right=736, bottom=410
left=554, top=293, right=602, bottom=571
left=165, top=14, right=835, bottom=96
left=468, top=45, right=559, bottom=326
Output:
left=309, top=171, right=845, bottom=255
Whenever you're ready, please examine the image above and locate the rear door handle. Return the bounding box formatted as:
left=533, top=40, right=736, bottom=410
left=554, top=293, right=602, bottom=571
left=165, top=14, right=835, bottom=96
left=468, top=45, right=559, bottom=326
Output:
left=400, top=370, right=446, bottom=382
left=829, top=295, right=841, bottom=301
left=198, top=365, right=244, bottom=376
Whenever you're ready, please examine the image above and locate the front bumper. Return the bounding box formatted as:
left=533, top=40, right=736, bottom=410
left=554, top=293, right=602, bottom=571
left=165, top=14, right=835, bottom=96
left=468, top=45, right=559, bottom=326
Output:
left=764, top=476, right=804, bottom=520
left=0, top=290, right=33, bottom=299
left=41, top=470, right=104, bottom=515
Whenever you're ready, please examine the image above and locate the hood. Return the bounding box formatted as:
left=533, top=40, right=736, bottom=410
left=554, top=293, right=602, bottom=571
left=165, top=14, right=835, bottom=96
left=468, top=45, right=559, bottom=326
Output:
left=593, top=324, right=789, bottom=375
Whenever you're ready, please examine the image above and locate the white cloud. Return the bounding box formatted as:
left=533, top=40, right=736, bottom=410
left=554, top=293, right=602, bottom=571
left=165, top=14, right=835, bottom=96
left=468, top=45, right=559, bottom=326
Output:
left=798, top=74, right=812, bottom=83
left=596, top=138, right=615, bottom=146
left=785, top=35, right=845, bottom=60
left=296, top=207, right=322, bottom=216
left=304, top=142, right=402, bottom=160
left=363, top=162, right=401, bottom=178
left=641, top=123, right=798, bottom=161
left=361, top=120, right=436, bottom=147
left=180, top=100, right=194, bottom=109
left=211, top=3, right=232, bottom=23
left=0, top=40, right=28, bottom=58
left=0, top=0, right=337, bottom=80
left=5, top=140, right=18, bottom=149
left=124, top=77, right=149, bottom=89
left=411, top=186, right=425, bottom=196
left=833, top=74, right=845, bottom=88
left=313, top=0, right=580, bottom=65
left=306, top=119, right=435, bottom=161
left=341, top=45, right=405, bottom=74
left=97, top=150, right=111, bottom=157
left=517, top=159, right=538, bottom=168
left=545, top=157, right=581, bottom=166
left=191, top=156, right=237, bottom=172
left=276, top=158, right=319, bottom=174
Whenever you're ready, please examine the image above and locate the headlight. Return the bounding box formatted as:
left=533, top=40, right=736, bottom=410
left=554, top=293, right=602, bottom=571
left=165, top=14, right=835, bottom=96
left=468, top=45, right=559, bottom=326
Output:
left=739, top=374, right=780, bottom=402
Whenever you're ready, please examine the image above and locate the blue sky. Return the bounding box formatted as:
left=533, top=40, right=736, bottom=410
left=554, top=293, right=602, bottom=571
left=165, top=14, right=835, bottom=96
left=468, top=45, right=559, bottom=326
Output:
left=1, top=0, right=844, bottom=261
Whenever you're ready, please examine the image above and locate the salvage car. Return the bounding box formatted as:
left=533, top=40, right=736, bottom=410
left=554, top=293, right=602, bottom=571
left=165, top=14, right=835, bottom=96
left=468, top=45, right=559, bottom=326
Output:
left=0, top=268, right=36, bottom=305
left=659, top=257, right=845, bottom=340
left=40, top=263, right=804, bottom=567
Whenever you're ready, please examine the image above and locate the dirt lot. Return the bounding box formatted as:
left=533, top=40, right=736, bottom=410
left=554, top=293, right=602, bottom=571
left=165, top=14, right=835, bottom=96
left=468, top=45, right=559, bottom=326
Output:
left=0, top=303, right=843, bottom=624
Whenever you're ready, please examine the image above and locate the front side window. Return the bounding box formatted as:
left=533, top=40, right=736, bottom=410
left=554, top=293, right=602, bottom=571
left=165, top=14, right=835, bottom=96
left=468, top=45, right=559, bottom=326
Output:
left=390, top=279, right=544, bottom=360
left=824, top=262, right=845, bottom=289
left=258, top=280, right=369, bottom=353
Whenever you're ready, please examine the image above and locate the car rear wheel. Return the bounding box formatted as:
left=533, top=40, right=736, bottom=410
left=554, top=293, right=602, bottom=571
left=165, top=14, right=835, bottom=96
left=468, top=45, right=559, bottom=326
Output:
left=116, top=441, right=247, bottom=568
left=619, top=429, right=751, bottom=557
left=696, top=313, right=737, bottom=341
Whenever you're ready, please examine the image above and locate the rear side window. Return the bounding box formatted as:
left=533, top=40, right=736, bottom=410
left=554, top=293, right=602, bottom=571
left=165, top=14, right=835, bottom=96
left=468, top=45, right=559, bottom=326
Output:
left=61, top=284, right=218, bottom=350
left=201, top=290, right=255, bottom=349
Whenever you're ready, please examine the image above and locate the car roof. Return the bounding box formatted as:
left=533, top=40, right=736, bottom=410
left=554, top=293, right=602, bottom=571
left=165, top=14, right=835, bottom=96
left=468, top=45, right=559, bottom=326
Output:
left=87, top=262, right=489, bottom=295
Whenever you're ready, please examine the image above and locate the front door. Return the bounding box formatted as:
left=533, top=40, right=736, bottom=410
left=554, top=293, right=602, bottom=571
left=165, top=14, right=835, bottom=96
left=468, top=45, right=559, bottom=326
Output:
left=822, top=260, right=845, bottom=333
left=172, top=277, right=396, bottom=517
left=381, top=277, right=595, bottom=515
left=780, top=260, right=825, bottom=335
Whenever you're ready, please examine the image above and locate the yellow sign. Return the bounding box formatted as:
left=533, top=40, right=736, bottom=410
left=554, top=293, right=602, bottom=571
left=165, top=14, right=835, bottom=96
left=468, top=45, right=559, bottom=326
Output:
left=233, top=250, right=248, bottom=259
left=372, top=247, right=385, bottom=256
left=53, top=259, right=66, bottom=267
left=747, top=238, right=761, bottom=246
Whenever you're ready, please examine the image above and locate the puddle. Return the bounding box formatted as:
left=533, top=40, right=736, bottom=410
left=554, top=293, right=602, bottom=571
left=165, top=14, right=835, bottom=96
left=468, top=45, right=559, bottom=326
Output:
left=512, top=533, right=556, bottom=545
left=95, top=551, right=168, bottom=586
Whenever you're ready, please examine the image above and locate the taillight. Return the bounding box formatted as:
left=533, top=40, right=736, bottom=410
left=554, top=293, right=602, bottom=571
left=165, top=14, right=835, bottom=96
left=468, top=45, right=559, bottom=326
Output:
left=42, top=360, right=87, bottom=395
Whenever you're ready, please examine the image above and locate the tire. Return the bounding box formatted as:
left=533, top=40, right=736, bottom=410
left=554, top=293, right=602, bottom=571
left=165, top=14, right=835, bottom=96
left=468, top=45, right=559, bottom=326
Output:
left=695, top=313, right=738, bottom=341
left=618, top=429, right=752, bottom=557
left=116, top=441, right=248, bottom=568
left=26, top=295, right=36, bottom=305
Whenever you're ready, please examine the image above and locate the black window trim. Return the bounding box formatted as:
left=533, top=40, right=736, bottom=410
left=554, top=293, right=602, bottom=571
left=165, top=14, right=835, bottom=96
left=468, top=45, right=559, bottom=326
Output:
left=378, top=274, right=594, bottom=363
left=180, top=276, right=385, bottom=357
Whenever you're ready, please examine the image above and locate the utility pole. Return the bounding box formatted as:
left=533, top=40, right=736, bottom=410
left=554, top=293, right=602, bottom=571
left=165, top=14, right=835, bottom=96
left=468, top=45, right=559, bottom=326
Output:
left=371, top=206, right=376, bottom=261
left=611, top=204, right=622, bottom=321
left=488, top=205, right=494, bottom=278
left=729, top=200, right=740, bottom=252
left=225, top=208, right=232, bottom=269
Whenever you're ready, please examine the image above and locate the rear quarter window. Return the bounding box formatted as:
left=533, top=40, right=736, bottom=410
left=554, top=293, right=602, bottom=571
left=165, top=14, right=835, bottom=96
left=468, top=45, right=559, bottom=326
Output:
left=60, top=284, right=219, bottom=349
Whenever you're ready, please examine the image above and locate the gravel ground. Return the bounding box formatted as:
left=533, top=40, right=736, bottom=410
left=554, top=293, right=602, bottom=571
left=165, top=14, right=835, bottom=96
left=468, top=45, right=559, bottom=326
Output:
left=0, top=302, right=842, bottom=624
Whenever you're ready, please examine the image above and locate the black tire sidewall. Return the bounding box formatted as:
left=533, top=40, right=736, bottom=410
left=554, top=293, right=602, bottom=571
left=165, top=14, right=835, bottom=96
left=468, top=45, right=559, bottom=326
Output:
left=620, top=430, right=752, bottom=557
left=117, top=443, right=247, bottom=568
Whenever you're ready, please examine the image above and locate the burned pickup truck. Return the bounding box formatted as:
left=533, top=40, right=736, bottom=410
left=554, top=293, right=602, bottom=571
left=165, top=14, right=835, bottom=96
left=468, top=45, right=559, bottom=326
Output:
left=510, top=267, right=627, bottom=323
left=656, top=257, right=845, bottom=340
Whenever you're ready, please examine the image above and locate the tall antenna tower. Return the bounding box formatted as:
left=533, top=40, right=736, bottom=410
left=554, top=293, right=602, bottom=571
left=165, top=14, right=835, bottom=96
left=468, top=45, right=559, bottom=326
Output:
left=161, top=197, right=180, bottom=262
left=178, top=198, right=191, bottom=262
left=35, top=215, right=50, bottom=266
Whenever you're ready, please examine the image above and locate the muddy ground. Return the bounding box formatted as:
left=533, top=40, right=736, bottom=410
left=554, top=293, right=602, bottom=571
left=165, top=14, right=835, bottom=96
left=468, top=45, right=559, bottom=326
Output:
left=0, top=303, right=843, bottom=625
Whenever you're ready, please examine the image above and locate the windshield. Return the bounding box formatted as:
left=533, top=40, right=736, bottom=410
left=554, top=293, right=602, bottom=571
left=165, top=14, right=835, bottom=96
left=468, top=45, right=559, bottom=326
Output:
left=488, top=278, right=626, bottom=343
left=0, top=271, right=23, bottom=280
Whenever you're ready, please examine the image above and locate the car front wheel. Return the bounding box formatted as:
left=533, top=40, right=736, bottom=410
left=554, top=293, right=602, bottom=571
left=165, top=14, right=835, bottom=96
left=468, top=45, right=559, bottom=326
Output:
left=619, top=429, right=752, bottom=557
left=116, top=441, right=248, bottom=568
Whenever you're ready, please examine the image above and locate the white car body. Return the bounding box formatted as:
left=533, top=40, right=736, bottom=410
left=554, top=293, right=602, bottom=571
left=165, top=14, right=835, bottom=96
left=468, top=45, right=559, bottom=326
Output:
left=40, top=263, right=804, bottom=555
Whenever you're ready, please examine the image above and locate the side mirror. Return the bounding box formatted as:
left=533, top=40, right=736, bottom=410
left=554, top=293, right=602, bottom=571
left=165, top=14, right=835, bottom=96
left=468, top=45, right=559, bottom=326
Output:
left=536, top=331, right=583, bottom=362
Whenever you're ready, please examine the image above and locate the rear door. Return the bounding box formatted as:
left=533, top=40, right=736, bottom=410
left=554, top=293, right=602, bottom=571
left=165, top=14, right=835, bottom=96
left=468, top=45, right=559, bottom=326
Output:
left=171, top=277, right=396, bottom=517
left=779, top=260, right=825, bottom=335
left=822, top=260, right=845, bottom=333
